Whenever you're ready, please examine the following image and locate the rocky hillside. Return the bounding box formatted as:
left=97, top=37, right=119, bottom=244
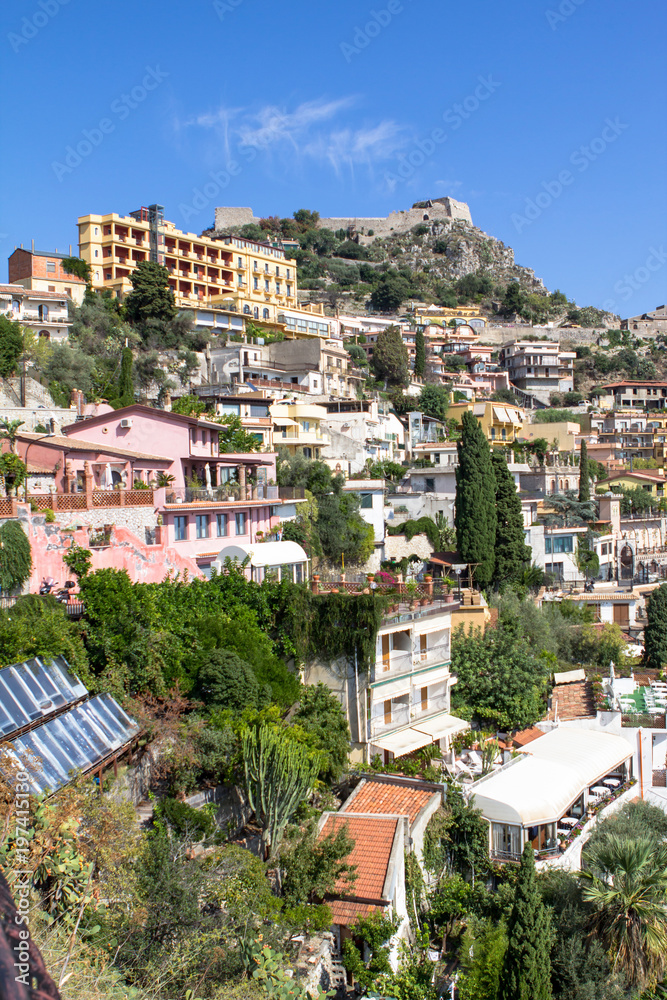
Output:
left=211, top=208, right=617, bottom=326
left=362, top=217, right=546, bottom=291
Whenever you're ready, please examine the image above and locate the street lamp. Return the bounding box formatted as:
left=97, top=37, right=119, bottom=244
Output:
left=23, top=421, right=55, bottom=502
left=452, top=563, right=467, bottom=601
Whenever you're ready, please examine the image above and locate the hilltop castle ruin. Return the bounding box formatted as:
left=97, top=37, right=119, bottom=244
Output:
left=212, top=197, right=473, bottom=240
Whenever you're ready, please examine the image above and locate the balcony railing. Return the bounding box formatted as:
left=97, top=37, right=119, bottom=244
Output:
left=164, top=484, right=279, bottom=505
left=12, top=490, right=154, bottom=515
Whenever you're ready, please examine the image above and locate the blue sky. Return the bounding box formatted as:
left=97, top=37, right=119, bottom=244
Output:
left=1, top=0, right=665, bottom=317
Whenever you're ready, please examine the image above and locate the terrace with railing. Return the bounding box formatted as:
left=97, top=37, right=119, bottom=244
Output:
left=0, top=490, right=155, bottom=516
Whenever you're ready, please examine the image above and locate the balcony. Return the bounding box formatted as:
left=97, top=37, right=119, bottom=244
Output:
left=22, top=489, right=154, bottom=514
left=163, top=484, right=279, bottom=505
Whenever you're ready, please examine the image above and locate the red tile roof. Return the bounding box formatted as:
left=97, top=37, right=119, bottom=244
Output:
left=329, top=899, right=384, bottom=926
left=319, top=814, right=398, bottom=899
left=343, top=779, right=438, bottom=825
left=513, top=726, right=545, bottom=747
left=544, top=680, right=596, bottom=721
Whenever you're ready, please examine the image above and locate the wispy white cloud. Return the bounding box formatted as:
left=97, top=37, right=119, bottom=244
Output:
left=180, top=96, right=412, bottom=178
left=435, top=179, right=463, bottom=191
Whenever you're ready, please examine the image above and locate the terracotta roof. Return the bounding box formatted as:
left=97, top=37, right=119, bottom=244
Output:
left=545, top=680, right=596, bottom=722
left=318, top=814, right=398, bottom=899
left=342, top=778, right=438, bottom=826
left=17, top=432, right=170, bottom=463
left=329, top=899, right=384, bottom=926
left=513, top=726, right=545, bottom=747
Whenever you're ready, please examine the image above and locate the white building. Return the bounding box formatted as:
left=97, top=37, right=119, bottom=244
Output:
left=305, top=599, right=468, bottom=764
left=0, top=285, right=71, bottom=343
left=498, top=340, right=575, bottom=405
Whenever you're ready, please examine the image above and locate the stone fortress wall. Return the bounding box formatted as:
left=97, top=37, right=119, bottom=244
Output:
left=213, top=197, right=473, bottom=240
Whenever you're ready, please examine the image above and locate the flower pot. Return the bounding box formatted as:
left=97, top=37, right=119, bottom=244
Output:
left=445, top=594, right=454, bottom=604
left=420, top=598, right=429, bottom=606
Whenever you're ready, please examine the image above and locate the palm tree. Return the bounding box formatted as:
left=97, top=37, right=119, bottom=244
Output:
left=0, top=419, right=24, bottom=455
left=580, top=835, right=667, bottom=990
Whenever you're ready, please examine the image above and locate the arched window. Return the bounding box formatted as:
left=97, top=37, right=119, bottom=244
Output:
left=38, top=330, right=50, bottom=340
left=243, top=305, right=251, bottom=314
left=423, top=214, right=429, bottom=221
left=262, top=308, right=270, bottom=319
left=253, top=307, right=259, bottom=319
left=38, top=304, right=49, bottom=321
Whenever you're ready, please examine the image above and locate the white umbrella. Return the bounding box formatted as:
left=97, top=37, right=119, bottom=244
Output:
left=204, top=463, right=212, bottom=489
left=104, top=463, right=112, bottom=489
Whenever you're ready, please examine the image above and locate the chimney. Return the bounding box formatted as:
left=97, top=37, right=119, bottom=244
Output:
left=163, top=390, right=172, bottom=412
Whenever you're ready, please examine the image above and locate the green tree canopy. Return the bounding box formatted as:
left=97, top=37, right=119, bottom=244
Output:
left=418, top=384, right=450, bottom=422
left=499, top=843, right=552, bottom=999
left=455, top=412, right=496, bottom=587
left=643, top=583, right=667, bottom=670
left=578, top=440, right=590, bottom=502
left=195, top=648, right=267, bottom=712
left=492, top=451, right=531, bottom=585
left=0, top=520, right=32, bottom=593
left=371, top=325, right=410, bottom=387
left=0, top=315, right=24, bottom=378
left=291, top=683, right=351, bottom=783
left=370, top=273, right=411, bottom=313
left=450, top=621, right=550, bottom=730
left=414, top=328, right=426, bottom=378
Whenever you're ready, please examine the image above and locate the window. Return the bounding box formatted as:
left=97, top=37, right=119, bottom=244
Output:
left=275, top=266, right=280, bottom=276
left=195, top=515, right=209, bottom=539
left=264, top=280, right=270, bottom=292
left=276, top=281, right=281, bottom=292
left=492, top=823, right=522, bottom=859
left=237, top=256, right=243, bottom=268
left=46, top=261, right=56, bottom=274
left=94, top=249, right=99, bottom=258
left=94, top=227, right=99, bottom=235
left=286, top=283, right=292, bottom=296
left=262, top=308, right=269, bottom=319
left=174, top=516, right=187, bottom=541
left=425, top=477, right=435, bottom=492
left=64, top=287, right=71, bottom=296
left=253, top=307, right=259, bottom=319
left=384, top=699, right=392, bottom=724
left=360, top=493, right=373, bottom=509
left=253, top=277, right=259, bottom=290
left=286, top=269, right=290, bottom=279
left=545, top=535, right=573, bottom=554
left=235, top=512, right=246, bottom=535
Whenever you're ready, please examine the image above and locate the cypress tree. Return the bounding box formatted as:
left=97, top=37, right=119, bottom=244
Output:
left=117, top=347, right=134, bottom=405
left=643, top=583, right=667, bottom=670
left=492, top=451, right=531, bottom=585
left=414, top=328, right=426, bottom=379
left=455, top=412, right=496, bottom=588
left=578, top=440, right=590, bottom=502
left=499, top=843, right=552, bottom=1000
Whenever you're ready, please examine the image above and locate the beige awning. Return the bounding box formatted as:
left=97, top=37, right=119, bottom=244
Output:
left=372, top=712, right=469, bottom=756
left=412, top=713, right=470, bottom=740
left=273, top=416, right=297, bottom=426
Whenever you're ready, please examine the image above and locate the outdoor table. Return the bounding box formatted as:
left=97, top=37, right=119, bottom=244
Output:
left=591, top=785, right=610, bottom=796
left=603, top=778, right=620, bottom=788
left=559, top=816, right=578, bottom=827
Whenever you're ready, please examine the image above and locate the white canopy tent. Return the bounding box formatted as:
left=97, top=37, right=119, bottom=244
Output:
left=212, top=540, right=309, bottom=584
left=471, top=728, right=632, bottom=827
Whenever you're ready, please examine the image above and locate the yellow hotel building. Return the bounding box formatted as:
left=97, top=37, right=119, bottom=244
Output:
left=77, top=207, right=328, bottom=334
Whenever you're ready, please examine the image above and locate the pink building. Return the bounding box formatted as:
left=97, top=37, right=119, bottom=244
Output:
left=11, top=405, right=282, bottom=580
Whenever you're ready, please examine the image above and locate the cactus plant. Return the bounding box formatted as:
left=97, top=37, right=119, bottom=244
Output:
left=242, top=724, right=322, bottom=859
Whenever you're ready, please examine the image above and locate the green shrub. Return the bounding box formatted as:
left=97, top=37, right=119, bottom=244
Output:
left=155, top=797, right=216, bottom=840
